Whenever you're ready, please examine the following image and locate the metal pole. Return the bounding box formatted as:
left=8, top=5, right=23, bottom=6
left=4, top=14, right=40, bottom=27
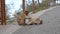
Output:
left=42, top=0, right=44, bottom=9
left=32, top=0, right=34, bottom=13
left=22, top=0, right=25, bottom=12
left=22, top=0, right=25, bottom=25
left=1, top=0, right=6, bottom=25
left=57, top=0, right=58, bottom=5
left=46, top=0, right=50, bottom=8
left=38, top=0, right=40, bottom=10
left=0, top=0, right=1, bottom=25
left=54, top=0, right=56, bottom=6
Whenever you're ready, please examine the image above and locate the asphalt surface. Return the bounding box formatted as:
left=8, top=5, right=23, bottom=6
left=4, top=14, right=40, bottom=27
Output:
left=12, top=6, right=60, bottom=34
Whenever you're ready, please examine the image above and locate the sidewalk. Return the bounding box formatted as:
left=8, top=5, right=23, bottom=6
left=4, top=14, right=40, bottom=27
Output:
left=0, top=25, right=22, bottom=34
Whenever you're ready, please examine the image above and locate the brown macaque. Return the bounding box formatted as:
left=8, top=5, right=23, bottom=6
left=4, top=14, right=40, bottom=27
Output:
left=17, top=12, right=25, bottom=25
left=24, top=10, right=29, bottom=16
left=17, top=10, right=29, bottom=25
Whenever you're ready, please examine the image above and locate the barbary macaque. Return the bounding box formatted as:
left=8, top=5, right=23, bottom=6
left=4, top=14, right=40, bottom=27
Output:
left=17, top=10, right=29, bottom=25
left=17, top=12, right=25, bottom=25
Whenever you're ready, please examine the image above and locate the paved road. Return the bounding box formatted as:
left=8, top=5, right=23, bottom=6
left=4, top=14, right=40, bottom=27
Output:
left=12, top=6, right=60, bottom=34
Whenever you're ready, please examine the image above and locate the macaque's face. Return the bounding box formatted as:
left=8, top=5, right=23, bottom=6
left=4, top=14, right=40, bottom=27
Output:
left=24, top=11, right=28, bottom=15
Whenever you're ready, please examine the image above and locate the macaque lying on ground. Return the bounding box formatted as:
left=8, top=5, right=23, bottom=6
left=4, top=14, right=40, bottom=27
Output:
left=25, top=14, right=42, bottom=25
left=28, top=18, right=42, bottom=25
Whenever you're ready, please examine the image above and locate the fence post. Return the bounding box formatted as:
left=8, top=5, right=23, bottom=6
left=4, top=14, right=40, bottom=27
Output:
left=1, top=0, right=6, bottom=25
left=22, top=0, right=25, bottom=12
left=38, top=0, right=40, bottom=11
left=32, top=0, right=34, bottom=13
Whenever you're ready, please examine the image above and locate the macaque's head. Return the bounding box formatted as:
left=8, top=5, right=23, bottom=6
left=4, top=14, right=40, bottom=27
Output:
left=24, top=10, right=29, bottom=15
